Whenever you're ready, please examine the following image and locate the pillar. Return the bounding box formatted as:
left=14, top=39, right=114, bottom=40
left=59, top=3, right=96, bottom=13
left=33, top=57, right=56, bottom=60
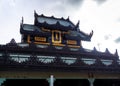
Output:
left=47, top=75, right=55, bottom=86
left=0, top=78, right=6, bottom=86
left=88, top=78, right=95, bottom=86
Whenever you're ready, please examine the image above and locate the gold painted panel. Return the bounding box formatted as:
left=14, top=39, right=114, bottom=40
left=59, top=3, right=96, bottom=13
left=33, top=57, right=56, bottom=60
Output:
left=35, top=37, right=46, bottom=42
left=52, top=30, right=61, bottom=44
left=67, top=40, right=77, bottom=45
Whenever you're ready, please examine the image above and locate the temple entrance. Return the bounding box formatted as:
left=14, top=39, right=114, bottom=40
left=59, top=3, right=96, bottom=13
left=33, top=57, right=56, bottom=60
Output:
left=2, top=79, right=120, bottom=86
left=2, top=79, right=89, bottom=86
left=94, top=79, right=120, bottom=86
left=3, top=79, right=49, bottom=86
left=54, top=79, right=89, bottom=86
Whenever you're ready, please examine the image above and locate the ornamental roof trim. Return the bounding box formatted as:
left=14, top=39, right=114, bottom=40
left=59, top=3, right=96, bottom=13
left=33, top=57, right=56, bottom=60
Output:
left=20, top=24, right=51, bottom=36
left=22, top=24, right=39, bottom=31
left=34, top=12, right=79, bottom=31
left=37, top=16, right=75, bottom=28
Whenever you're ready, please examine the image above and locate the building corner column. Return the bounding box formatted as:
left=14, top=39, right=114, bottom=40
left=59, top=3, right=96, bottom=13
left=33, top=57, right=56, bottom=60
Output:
left=88, top=78, right=95, bottom=86
left=0, top=78, right=6, bottom=86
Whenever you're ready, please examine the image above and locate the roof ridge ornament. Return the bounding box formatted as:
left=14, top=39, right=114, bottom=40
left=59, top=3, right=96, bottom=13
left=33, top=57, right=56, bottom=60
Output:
left=34, top=10, right=38, bottom=17
left=43, top=21, right=47, bottom=24
left=41, top=14, right=44, bottom=16
left=115, top=49, right=119, bottom=57
left=56, top=21, right=60, bottom=25
left=92, top=47, right=98, bottom=54
left=66, top=16, right=70, bottom=21
left=10, top=38, right=16, bottom=44
left=93, top=47, right=97, bottom=51
left=61, top=17, right=64, bottom=20
left=34, top=10, right=36, bottom=14
left=22, top=16, right=24, bottom=24
left=51, top=15, right=54, bottom=18
left=7, top=38, right=17, bottom=46
left=20, top=16, right=24, bottom=27
left=76, top=20, right=80, bottom=31
left=89, top=30, right=93, bottom=38
left=105, top=48, right=110, bottom=54
left=76, top=20, right=80, bottom=26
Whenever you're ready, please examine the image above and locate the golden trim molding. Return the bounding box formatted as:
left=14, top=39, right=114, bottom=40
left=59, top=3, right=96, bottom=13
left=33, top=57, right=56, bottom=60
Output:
left=68, top=45, right=80, bottom=48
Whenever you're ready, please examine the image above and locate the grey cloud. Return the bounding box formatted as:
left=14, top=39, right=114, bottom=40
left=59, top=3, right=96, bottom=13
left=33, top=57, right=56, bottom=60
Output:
left=4, top=0, right=84, bottom=21
left=93, top=0, right=107, bottom=5
left=55, top=0, right=84, bottom=9
left=104, top=34, right=112, bottom=40
left=52, top=0, right=84, bottom=16
left=8, top=0, right=16, bottom=7
left=117, top=18, right=120, bottom=22
left=66, top=0, right=84, bottom=8
left=115, top=37, right=120, bottom=43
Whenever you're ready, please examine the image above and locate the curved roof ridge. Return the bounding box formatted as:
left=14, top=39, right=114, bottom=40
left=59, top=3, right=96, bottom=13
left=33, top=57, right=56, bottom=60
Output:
left=34, top=12, right=75, bottom=27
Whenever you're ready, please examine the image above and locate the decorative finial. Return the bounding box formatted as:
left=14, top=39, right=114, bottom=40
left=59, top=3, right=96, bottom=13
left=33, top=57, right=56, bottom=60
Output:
left=89, top=30, right=94, bottom=37
left=10, top=38, right=16, bottom=44
left=78, top=20, right=80, bottom=24
left=34, top=10, right=38, bottom=17
left=56, top=21, right=60, bottom=25
left=75, top=20, right=80, bottom=31
left=34, top=10, right=36, bottom=14
left=67, top=16, right=69, bottom=21
left=115, top=49, right=119, bottom=57
left=21, top=16, right=24, bottom=25
left=93, top=47, right=97, bottom=51
left=41, top=14, right=44, bottom=16
left=51, top=15, right=54, bottom=18
left=76, top=20, right=80, bottom=26
left=61, top=17, right=64, bottom=20
left=105, top=48, right=110, bottom=54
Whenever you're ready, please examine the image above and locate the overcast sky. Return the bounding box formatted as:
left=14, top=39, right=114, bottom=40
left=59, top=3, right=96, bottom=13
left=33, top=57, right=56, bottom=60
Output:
left=0, top=0, right=120, bottom=55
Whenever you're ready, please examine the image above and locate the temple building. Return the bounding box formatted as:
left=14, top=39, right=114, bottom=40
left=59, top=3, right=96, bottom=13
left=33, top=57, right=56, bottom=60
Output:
left=0, top=11, right=120, bottom=86
left=20, top=11, right=93, bottom=47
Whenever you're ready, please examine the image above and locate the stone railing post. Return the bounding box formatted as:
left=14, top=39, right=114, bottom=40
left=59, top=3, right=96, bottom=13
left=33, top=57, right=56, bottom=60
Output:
left=0, top=78, right=6, bottom=86
left=88, top=78, right=95, bottom=86
left=47, top=75, right=55, bottom=86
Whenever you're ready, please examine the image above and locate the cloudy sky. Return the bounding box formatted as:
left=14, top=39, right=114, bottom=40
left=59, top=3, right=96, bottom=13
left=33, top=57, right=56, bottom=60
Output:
left=0, top=0, right=120, bottom=55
